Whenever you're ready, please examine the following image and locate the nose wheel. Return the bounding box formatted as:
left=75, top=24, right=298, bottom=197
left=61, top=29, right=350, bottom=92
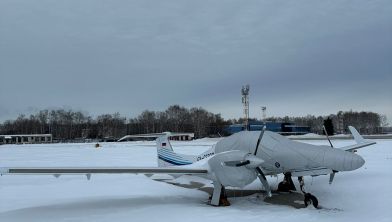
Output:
left=298, top=176, right=319, bottom=208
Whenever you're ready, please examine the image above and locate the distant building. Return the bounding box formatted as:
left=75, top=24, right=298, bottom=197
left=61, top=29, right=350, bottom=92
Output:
left=0, top=134, right=53, bottom=145
left=118, top=132, right=194, bottom=142
left=381, top=127, right=392, bottom=134
left=224, top=121, right=310, bottom=135
left=280, top=125, right=311, bottom=135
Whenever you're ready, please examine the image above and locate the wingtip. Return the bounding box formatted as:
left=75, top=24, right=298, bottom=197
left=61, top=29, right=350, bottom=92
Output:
left=0, top=167, right=9, bottom=175
left=348, top=126, right=365, bottom=143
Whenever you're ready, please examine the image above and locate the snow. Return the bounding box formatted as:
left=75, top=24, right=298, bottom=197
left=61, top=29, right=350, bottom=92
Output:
left=0, top=139, right=391, bottom=222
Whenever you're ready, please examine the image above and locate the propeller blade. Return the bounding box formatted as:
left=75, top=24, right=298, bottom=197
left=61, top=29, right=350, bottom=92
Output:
left=224, top=155, right=264, bottom=168
left=235, top=160, right=250, bottom=167
left=256, top=167, right=271, bottom=197
left=224, top=160, right=250, bottom=167
left=254, top=126, right=266, bottom=156
left=224, top=161, right=241, bottom=167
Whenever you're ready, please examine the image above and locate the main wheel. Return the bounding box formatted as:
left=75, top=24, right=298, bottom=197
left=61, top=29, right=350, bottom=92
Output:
left=304, top=193, right=318, bottom=208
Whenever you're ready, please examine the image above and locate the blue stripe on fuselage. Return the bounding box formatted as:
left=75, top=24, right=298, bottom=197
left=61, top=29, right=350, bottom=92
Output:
left=158, top=155, right=192, bottom=165
left=158, top=154, right=192, bottom=164
left=157, top=149, right=192, bottom=161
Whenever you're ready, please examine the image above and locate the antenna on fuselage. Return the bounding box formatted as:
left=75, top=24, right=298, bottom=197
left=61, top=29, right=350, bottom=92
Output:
left=323, top=125, right=334, bottom=148
left=323, top=125, right=338, bottom=184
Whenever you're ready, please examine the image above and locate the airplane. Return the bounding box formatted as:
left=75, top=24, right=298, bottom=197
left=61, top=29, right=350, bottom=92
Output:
left=0, top=126, right=376, bottom=208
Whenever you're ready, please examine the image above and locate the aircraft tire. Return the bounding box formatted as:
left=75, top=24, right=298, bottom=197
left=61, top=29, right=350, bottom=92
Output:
left=304, top=193, right=318, bottom=208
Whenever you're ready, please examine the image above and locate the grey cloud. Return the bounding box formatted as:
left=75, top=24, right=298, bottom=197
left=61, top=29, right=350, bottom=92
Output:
left=0, top=0, right=391, bottom=123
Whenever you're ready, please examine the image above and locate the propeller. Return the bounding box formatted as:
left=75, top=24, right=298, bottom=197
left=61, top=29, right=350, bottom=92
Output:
left=323, top=125, right=338, bottom=184
left=223, top=127, right=272, bottom=196
left=224, top=126, right=266, bottom=168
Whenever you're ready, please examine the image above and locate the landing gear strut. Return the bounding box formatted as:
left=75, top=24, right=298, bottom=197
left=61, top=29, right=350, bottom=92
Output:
left=209, top=181, right=230, bottom=206
left=298, top=176, right=319, bottom=208
left=277, top=172, right=296, bottom=192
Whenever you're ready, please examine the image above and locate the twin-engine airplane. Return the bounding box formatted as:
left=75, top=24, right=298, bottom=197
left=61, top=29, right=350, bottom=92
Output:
left=0, top=126, right=375, bottom=207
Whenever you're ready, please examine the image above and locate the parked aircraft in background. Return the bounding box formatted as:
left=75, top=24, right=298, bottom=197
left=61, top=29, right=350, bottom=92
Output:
left=1, top=126, right=375, bottom=207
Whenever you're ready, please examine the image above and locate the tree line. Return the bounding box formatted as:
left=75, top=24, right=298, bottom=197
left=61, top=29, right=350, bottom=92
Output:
left=0, top=105, right=228, bottom=140
left=0, top=106, right=387, bottom=140
left=263, top=110, right=388, bottom=134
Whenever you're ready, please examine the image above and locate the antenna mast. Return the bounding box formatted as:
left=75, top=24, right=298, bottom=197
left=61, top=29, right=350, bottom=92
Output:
left=261, top=106, right=266, bottom=124
left=241, top=85, right=250, bottom=131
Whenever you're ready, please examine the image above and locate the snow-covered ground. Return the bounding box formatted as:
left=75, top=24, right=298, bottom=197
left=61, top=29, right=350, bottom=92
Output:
left=0, top=139, right=391, bottom=222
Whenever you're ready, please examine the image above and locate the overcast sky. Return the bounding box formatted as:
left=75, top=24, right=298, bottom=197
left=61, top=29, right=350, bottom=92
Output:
left=0, top=0, right=391, bottom=123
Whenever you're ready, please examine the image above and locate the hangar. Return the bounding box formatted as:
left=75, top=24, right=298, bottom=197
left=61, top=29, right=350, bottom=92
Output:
left=224, top=121, right=310, bottom=135
left=118, top=132, right=194, bottom=142
left=0, top=134, right=53, bottom=145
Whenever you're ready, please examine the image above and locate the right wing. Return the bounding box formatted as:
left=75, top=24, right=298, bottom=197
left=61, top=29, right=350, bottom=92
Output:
left=0, top=167, right=208, bottom=176
left=340, top=141, right=376, bottom=152
left=341, top=126, right=376, bottom=152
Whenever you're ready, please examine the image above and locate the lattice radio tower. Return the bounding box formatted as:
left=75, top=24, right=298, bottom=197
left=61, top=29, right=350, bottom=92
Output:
left=241, top=85, right=250, bottom=131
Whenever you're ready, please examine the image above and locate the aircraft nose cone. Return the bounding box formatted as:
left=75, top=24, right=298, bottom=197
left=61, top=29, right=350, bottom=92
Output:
left=352, top=154, right=365, bottom=170
left=325, top=149, right=365, bottom=171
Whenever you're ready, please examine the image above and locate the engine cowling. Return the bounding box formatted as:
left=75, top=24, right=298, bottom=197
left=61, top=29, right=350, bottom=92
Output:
left=208, top=150, right=258, bottom=187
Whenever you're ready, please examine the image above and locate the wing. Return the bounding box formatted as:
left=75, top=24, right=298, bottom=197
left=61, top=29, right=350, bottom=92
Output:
left=0, top=167, right=207, bottom=176
left=341, top=126, right=376, bottom=152
left=340, top=141, right=376, bottom=152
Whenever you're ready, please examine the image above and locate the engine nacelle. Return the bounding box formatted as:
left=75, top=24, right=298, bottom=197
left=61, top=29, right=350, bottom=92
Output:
left=208, top=150, right=257, bottom=187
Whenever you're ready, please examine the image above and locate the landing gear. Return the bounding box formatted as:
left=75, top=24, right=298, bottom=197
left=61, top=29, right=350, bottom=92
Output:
left=219, top=186, right=230, bottom=206
left=209, top=181, right=230, bottom=206
left=298, top=176, right=319, bottom=208
left=277, top=172, right=296, bottom=192
left=304, top=193, right=318, bottom=208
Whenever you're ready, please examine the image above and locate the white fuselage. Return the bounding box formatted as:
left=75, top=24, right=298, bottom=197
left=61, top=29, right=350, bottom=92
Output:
left=198, top=131, right=364, bottom=188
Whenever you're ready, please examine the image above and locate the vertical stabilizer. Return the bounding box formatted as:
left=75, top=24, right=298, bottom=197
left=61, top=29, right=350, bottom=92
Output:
left=156, top=134, right=174, bottom=152
left=156, top=134, right=195, bottom=167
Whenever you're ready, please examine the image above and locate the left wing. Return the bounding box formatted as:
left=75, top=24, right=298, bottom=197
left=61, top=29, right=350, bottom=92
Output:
left=0, top=167, right=208, bottom=176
